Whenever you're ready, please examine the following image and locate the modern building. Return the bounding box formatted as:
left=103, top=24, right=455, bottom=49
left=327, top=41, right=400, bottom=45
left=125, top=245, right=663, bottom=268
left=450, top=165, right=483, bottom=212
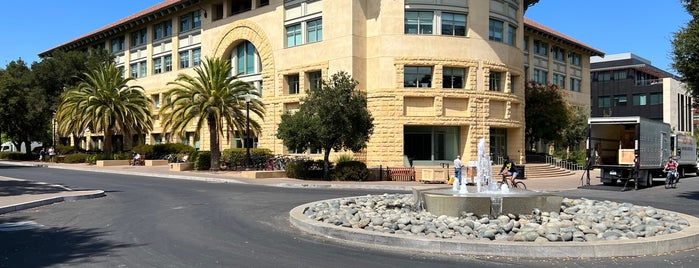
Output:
left=41, top=0, right=600, bottom=169
left=590, top=53, right=693, bottom=135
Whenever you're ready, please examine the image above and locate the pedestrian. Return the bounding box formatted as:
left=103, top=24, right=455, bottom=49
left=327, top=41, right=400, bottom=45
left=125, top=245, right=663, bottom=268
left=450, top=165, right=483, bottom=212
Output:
left=48, top=147, right=56, bottom=163
left=39, top=148, right=46, bottom=162
left=453, top=155, right=463, bottom=185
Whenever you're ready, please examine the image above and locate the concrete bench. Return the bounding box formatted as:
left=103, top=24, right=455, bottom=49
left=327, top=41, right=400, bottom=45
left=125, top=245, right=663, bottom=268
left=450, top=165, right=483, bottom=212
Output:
left=169, top=162, right=194, bottom=171
left=96, top=160, right=130, bottom=166
left=145, top=159, right=169, bottom=166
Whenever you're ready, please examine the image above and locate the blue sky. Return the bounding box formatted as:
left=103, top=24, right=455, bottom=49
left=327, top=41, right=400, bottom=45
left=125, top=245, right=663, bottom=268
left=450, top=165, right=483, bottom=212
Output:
left=0, top=1, right=691, bottom=75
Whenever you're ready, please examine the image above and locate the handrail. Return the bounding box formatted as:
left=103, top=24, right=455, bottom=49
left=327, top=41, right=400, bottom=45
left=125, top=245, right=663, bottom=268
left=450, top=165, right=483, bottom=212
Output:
left=545, top=155, right=584, bottom=171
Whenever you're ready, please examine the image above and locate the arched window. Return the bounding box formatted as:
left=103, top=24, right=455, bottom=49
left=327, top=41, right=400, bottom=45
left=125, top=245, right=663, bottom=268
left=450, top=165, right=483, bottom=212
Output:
left=232, top=41, right=261, bottom=76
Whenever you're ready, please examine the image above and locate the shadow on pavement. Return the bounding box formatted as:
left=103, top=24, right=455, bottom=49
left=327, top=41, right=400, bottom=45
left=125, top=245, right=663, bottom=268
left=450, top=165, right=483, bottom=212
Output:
left=0, top=215, right=136, bottom=267
left=0, top=181, right=66, bottom=196
left=678, top=191, right=699, bottom=201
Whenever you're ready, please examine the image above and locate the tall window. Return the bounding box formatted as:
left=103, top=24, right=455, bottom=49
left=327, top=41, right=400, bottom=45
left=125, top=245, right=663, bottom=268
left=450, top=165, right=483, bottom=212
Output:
left=489, top=72, right=502, bottom=91
left=306, top=18, right=322, bottom=43
left=130, top=28, right=147, bottom=48
left=130, top=61, right=146, bottom=78
left=308, top=71, right=322, bottom=91
left=506, top=25, right=516, bottom=45
left=111, top=36, right=125, bottom=53
left=179, top=51, right=190, bottom=69
left=552, top=73, right=565, bottom=88
left=231, top=41, right=263, bottom=96
left=568, top=52, right=581, bottom=66
left=533, top=40, right=548, bottom=56
left=569, top=78, right=581, bottom=92
left=286, top=24, right=302, bottom=47
left=552, top=47, right=565, bottom=62
left=286, top=74, right=300, bottom=94
left=404, top=66, right=432, bottom=88
left=164, top=55, right=172, bottom=72
left=180, top=10, right=202, bottom=32
left=488, top=19, right=504, bottom=42
left=179, top=48, right=200, bottom=69
left=153, top=20, right=172, bottom=40
left=441, top=13, right=466, bottom=36
left=442, top=67, right=464, bottom=89
left=153, top=58, right=163, bottom=74
left=405, top=11, right=434, bottom=34
left=192, top=48, right=201, bottom=67
left=633, top=94, right=647, bottom=106
left=533, top=69, right=547, bottom=84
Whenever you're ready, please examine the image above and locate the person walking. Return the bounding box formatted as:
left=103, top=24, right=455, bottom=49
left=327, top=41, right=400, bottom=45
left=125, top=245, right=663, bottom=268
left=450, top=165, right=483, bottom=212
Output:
left=453, top=155, right=463, bottom=185
left=48, top=147, right=56, bottom=163
left=39, top=148, right=46, bottom=162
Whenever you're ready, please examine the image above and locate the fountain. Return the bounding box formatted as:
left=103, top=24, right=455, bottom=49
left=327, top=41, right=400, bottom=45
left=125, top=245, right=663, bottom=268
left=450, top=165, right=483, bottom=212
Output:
left=414, top=138, right=563, bottom=217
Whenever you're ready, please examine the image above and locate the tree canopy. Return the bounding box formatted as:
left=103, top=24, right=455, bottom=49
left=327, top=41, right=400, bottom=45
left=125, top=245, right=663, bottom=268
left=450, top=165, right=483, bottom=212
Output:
left=276, top=71, right=374, bottom=180
left=160, top=57, right=264, bottom=171
left=672, top=0, right=699, bottom=100
left=524, top=81, right=571, bottom=151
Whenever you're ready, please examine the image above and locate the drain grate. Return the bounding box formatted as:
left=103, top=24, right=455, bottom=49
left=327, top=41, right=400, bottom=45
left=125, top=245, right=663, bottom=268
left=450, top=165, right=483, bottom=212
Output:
left=0, top=221, right=45, bottom=232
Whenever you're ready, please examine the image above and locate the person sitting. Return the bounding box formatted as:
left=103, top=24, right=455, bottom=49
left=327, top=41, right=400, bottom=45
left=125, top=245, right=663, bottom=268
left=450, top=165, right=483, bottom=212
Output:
left=180, top=153, right=189, bottom=163
left=499, top=156, right=518, bottom=185
left=132, top=152, right=141, bottom=166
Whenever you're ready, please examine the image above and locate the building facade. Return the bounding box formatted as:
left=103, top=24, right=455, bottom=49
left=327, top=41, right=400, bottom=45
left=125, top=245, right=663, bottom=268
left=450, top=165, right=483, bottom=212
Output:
left=42, top=0, right=599, bottom=167
left=590, top=53, right=693, bottom=135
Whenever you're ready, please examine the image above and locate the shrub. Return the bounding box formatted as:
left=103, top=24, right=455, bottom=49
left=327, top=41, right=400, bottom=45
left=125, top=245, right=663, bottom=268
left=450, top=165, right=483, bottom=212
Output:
left=0, top=152, right=28, bottom=160
left=132, top=144, right=154, bottom=155
left=285, top=159, right=327, bottom=180
left=331, top=161, right=369, bottom=181
left=55, top=144, right=75, bottom=155
left=334, top=153, right=354, bottom=164
left=85, top=154, right=111, bottom=165
left=62, top=153, right=89, bottom=163
left=220, top=148, right=273, bottom=170
left=152, top=143, right=195, bottom=157
left=194, top=151, right=211, bottom=170
left=112, top=152, right=131, bottom=160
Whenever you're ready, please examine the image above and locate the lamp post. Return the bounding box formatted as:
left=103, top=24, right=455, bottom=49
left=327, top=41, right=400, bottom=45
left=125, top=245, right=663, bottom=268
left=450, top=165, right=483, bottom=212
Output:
left=245, top=94, right=251, bottom=170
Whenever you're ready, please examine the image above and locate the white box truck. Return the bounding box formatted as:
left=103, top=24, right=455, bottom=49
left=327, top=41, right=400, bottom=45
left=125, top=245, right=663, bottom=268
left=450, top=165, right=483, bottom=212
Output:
left=586, top=116, right=673, bottom=189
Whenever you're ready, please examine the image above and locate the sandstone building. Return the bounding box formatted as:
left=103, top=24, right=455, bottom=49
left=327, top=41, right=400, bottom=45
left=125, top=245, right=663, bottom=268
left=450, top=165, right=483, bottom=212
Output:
left=41, top=0, right=601, bottom=167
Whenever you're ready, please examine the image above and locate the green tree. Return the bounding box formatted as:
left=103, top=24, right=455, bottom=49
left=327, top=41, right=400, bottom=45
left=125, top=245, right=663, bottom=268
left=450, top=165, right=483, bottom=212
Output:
left=558, top=105, right=589, bottom=158
left=160, top=57, right=264, bottom=171
left=55, top=62, right=153, bottom=155
left=276, top=71, right=374, bottom=180
left=672, top=0, right=699, bottom=100
left=524, top=81, right=571, bottom=151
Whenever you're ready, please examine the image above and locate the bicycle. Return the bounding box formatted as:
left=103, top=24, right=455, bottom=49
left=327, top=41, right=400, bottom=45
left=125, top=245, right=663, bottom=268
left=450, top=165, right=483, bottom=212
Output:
left=497, top=172, right=527, bottom=190
left=664, top=169, right=679, bottom=189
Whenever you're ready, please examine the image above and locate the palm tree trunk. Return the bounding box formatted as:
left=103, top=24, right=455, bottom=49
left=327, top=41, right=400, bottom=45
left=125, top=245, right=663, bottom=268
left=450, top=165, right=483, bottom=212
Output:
left=323, top=147, right=331, bottom=180
left=104, top=129, right=113, bottom=156
left=208, top=116, right=220, bottom=171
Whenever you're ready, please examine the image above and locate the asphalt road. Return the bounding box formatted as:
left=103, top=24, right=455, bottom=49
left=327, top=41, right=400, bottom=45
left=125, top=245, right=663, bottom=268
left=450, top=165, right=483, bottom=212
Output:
left=0, top=164, right=698, bottom=267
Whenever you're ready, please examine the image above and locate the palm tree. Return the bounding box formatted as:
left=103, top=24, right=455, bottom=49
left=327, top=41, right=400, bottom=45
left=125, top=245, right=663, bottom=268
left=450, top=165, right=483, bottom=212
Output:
left=55, top=63, right=153, bottom=155
left=160, top=57, right=264, bottom=171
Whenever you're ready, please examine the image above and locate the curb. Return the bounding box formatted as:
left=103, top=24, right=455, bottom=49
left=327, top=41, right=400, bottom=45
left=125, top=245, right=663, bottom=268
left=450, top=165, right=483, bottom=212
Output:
left=0, top=190, right=106, bottom=215
left=290, top=197, right=699, bottom=258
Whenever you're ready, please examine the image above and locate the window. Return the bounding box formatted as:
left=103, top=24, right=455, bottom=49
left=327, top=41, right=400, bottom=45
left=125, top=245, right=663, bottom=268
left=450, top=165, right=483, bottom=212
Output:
left=569, top=78, right=581, bottom=92
left=442, top=67, right=464, bottom=89
left=308, top=71, right=322, bottom=91
left=613, top=70, right=627, bottom=80
left=509, top=74, right=518, bottom=93
left=129, top=61, right=147, bottom=78
left=152, top=94, right=160, bottom=109
left=552, top=73, right=565, bottom=88
left=489, top=72, right=502, bottom=91
left=596, top=72, right=611, bottom=82
left=506, top=25, right=516, bottom=45
left=533, top=40, right=547, bottom=56
left=153, top=20, right=172, bottom=40
left=130, top=28, right=147, bottom=48
left=633, top=94, right=647, bottom=106
left=523, top=36, right=528, bottom=52
left=233, top=41, right=260, bottom=76
left=404, top=66, right=432, bottom=88
left=180, top=10, right=202, bottom=32
left=598, top=96, right=611, bottom=108
left=286, top=24, right=302, bottom=47
left=259, top=0, right=269, bottom=7
left=306, top=18, right=322, bottom=43
left=650, top=93, right=663, bottom=105
left=568, top=52, right=581, bottom=66
left=533, top=69, right=547, bottom=84
left=441, top=13, right=466, bottom=36
left=164, top=55, right=172, bottom=72
left=153, top=58, right=162, bottom=74
left=192, top=48, right=201, bottom=67
left=231, top=0, right=252, bottom=14
left=552, top=47, right=565, bottom=62
left=405, top=11, right=434, bottom=34
left=111, top=36, right=125, bottom=53
left=213, top=4, right=224, bottom=20
left=614, top=95, right=627, bottom=106
left=488, top=19, right=504, bottom=42
left=286, top=74, right=300, bottom=94
left=179, top=51, right=190, bottom=69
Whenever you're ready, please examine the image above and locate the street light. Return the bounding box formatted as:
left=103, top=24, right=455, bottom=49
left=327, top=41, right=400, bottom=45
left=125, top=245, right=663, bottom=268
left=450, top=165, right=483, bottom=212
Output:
left=245, top=94, right=251, bottom=170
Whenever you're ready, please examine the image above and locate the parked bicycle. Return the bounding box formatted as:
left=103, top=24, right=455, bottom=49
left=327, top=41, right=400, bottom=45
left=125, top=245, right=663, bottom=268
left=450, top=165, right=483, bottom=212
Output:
left=497, top=173, right=527, bottom=190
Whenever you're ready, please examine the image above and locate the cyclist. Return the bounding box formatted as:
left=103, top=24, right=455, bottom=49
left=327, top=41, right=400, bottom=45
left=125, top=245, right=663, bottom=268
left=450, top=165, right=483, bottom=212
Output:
left=499, top=156, right=518, bottom=186
left=664, top=156, right=679, bottom=186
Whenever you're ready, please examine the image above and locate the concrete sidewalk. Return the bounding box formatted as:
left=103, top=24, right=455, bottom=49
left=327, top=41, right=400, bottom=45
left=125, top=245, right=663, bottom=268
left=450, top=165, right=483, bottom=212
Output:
left=0, top=160, right=596, bottom=214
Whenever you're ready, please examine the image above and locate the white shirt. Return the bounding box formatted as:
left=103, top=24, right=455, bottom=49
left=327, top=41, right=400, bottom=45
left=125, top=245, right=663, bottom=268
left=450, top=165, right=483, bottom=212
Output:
left=454, top=158, right=462, bottom=169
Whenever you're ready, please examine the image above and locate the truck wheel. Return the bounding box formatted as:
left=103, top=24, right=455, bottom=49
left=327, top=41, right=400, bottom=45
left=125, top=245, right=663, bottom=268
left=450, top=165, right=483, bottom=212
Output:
left=646, top=172, right=653, bottom=187
left=679, top=168, right=686, bottom=178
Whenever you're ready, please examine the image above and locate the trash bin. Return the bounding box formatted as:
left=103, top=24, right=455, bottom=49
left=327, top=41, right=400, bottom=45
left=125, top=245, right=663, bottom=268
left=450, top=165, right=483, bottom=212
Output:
left=515, top=165, right=525, bottom=179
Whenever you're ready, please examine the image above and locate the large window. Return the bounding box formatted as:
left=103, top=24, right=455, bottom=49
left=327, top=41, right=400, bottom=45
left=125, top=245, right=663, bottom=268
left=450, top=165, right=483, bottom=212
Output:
left=533, top=40, right=547, bottom=57
left=130, top=28, right=147, bottom=48
left=569, top=52, right=581, bottom=66
left=650, top=93, right=663, bottom=105
left=308, top=71, right=322, bottom=91
left=153, top=20, right=172, bottom=40
left=404, top=126, right=460, bottom=163
left=286, top=24, right=302, bottom=47
left=180, top=10, right=202, bottom=32
left=506, top=25, right=516, bottom=45
left=130, top=61, right=147, bottom=78
left=613, top=70, right=627, bottom=80
left=286, top=18, right=322, bottom=47
left=284, top=1, right=322, bottom=48
left=306, top=18, right=322, bottom=43
left=442, top=67, right=464, bottom=89
left=633, top=94, right=647, bottom=106
left=179, top=51, right=190, bottom=69
left=533, top=69, right=547, bottom=84
left=179, top=48, right=201, bottom=69
left=489, top=71, right=502, bottom=91
left=569, top=78, right=581, bottom=92
left=441, top=13, right=466, bottom=36
left=598, top=96, right=611, bottom=108
left=488, top=19, right=504, bottom=42
left=552, top=73, right=565, bottom=88
left=111, top=36, right=125, bottom=53
left=552, top=47, right=565, bottom=62
left=405, top=11, right=434, bottom=34
left=404, top=66, right=432, bottom=88
left=613, top=95, right=627, bottom=106
left=286, top=74, right=300, bottom=94
left=231, top=41, right=263, bottom=96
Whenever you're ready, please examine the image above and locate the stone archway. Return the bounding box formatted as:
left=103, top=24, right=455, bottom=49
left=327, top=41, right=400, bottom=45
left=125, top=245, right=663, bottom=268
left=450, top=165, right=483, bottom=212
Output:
left=211, top=20, right=275, bottom=92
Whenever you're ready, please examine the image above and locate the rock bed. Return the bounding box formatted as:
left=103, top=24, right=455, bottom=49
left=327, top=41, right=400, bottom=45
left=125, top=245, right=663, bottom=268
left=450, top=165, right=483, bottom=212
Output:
left=303, top=193, right=689, bottom=242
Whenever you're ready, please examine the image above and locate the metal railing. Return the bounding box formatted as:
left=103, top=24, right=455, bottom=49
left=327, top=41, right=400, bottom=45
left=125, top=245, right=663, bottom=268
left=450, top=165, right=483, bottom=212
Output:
left=545, top=155, right=584, bottom=171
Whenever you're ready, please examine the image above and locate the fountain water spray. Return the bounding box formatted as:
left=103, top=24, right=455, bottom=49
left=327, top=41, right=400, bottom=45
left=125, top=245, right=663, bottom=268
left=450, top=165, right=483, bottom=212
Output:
left=476, top=138, right=497, bottom=192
